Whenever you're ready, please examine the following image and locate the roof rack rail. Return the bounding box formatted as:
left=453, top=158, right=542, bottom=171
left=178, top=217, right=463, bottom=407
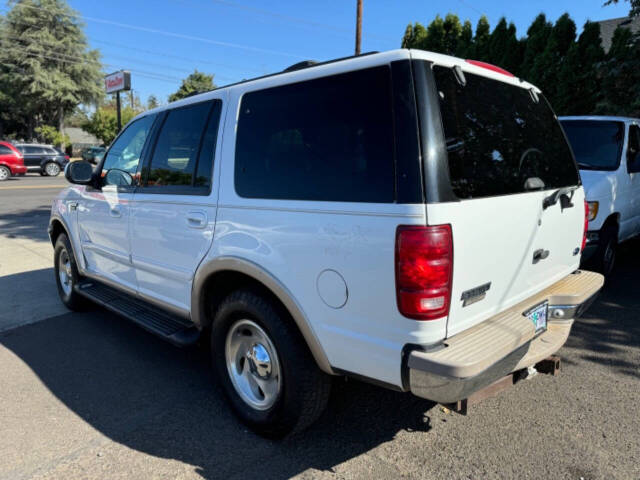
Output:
left=283, top=60, right=318, bottom=73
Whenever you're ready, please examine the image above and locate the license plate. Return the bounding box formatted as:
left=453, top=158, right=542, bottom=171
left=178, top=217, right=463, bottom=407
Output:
left=524, top=301, right=548, bottom=333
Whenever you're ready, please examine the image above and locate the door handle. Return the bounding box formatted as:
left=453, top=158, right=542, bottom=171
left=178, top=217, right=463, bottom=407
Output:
left=186, top=211, right=207, bottom=228
left=533, top=249, right=549, bottom=264
left=110, top=206, right=121, bottom=217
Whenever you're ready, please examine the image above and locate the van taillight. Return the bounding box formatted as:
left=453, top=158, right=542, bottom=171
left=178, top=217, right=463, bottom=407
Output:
left=582, top=200, right=589, bottom=252
left=395, top=225, right=453, bottom=320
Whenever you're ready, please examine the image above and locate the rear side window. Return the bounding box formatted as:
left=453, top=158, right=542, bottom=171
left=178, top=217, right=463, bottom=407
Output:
left=0, top=145, right=12, bottom=155
left=434, top=66, right=580, bottom=199
left=24, top=146, right=43, bottom=154
left=145, top=100, right=221, bottom=193
left=235, top=66, right=395, bottom=203
left=560, top=120, right=624, bottom=171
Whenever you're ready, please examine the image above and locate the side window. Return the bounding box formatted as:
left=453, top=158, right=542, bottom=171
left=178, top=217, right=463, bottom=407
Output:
left=234, top=66, right=395, bottom=203
left=144, top=100, right=221, bottom=193
left=102, top=114, right=156, bottom=187
left=628, top=125, right=640, bottom=173
left=24, top=146, right=43, bottom=154
left=0, top=145, right=12, bottom=155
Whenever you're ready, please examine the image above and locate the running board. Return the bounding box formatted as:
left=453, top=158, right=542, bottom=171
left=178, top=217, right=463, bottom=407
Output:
left=75, top=281, right=200, bottom=347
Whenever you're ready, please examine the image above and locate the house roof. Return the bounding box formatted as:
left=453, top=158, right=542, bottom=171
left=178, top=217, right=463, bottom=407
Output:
left=62, top=127, right=100, bottom=145
left=596, top=16, right=640, bottom=52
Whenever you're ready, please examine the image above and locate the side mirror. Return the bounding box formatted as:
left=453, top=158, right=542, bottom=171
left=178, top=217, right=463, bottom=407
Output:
left=65, top=161, right=94, bottom=185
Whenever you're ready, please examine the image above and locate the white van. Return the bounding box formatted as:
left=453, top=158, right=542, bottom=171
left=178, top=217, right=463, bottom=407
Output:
left=51, top=50, right=603, bottom=437
left=560, top=116, right=640, bottom=275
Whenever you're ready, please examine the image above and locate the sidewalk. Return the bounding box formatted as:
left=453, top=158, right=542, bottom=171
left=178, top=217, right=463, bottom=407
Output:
left=0, top=219, right=68, bottom=333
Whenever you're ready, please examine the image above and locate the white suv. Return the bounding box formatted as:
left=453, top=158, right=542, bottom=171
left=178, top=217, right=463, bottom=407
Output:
left=50, top=50, right=603, bottom=437
left=560, top=116, right=640, bottom=275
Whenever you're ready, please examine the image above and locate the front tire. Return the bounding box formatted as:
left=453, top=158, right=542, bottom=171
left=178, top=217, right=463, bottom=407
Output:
left=594, top=225, right=617, bottom=277
left=211, top=289, right=331, bottom=438
left=54, top=233, right=89, bottom=311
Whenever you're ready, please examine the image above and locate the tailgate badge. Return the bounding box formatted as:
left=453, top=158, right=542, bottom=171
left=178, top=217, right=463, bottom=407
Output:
left=461, top=282, right=491, bottom=307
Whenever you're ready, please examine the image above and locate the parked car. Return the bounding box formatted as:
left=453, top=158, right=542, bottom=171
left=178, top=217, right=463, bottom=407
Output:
left=0, top=141, right=27, bottom=180
left=50, top=49, right=604, bottom=437
left=559, top=116, right=640, bottom=276
left=14, top=143, right=69, bottom=176
left=81, top=146, right=106, bottom=164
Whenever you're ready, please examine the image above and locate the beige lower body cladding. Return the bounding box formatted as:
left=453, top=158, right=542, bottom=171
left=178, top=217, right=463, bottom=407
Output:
left=408, top=270, right=604, bottom=403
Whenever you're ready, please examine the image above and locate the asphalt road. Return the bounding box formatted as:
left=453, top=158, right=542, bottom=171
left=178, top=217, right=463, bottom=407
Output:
left=0, top=175, right=639, bottom=479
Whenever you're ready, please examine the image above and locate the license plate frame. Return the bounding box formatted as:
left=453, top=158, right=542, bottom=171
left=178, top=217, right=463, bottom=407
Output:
left=524, top=301, right=548, bottom=334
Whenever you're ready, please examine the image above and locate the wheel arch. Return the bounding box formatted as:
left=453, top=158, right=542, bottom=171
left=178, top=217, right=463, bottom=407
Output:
left=192, top=257, right=334, bottom=375
left=602, top=213, right=620, bottom=238
left=49, top=217, right=67, bottom=247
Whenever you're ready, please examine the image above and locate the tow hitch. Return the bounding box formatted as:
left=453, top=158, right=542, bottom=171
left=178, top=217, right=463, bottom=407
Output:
left=443, top=355, right=561, bottom=415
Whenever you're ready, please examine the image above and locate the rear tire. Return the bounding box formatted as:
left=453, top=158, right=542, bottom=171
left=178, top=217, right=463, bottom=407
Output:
left=211, top=289, right=331, bottom=438
left=45, top=162, right=61, bottom=176
left=54, top=233, right=90, bottom=311
left=0, top=165, right=10, bottom=181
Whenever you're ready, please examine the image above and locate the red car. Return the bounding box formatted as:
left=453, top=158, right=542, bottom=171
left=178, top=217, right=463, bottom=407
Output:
left=0, top=141, right=27, bottom=180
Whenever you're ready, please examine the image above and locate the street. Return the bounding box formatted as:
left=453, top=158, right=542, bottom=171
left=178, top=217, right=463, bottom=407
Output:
left=0, top=175, right=639, bottom=480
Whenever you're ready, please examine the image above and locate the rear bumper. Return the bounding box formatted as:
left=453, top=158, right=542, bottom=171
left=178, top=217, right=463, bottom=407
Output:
left=407, top=270, right=604, bottom=404
left=11, top=165, right=27, bottom=175
left=580, top=230, right=600, bottom=263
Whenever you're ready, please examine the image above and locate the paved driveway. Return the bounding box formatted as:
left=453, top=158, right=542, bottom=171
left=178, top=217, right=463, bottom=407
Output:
left=0, top=175, right=638, bottom=479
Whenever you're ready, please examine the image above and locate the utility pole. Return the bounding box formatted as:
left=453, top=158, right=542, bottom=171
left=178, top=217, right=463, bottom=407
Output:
left=130, top=89, right=134, bottom=109
left=355, top=0, right=362, bottom=55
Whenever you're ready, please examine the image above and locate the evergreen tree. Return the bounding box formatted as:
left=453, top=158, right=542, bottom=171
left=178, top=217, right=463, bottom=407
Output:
left=0, top=0, right=103, bottom=138
left=520, top=14, right=553, bottom=82
left=401, top=23, right=427, bottom=48
left=442, top=14, right=463, bottom=55
left=147, top=94, right=159, bottom=110
left=596, top=27, right=640, bottom=115
left=470, top=16, right=491, bottom=60
left=488, top=18, right=510, bottom=65
left=556, top=22, right=605, bottom=115
left=422, top=15, right=446, bottom=53
left=455, top=20, right=473, bottom=57
left=168, top=70, right=215, bottom=102
left=531, top=13, right=577, bottom=106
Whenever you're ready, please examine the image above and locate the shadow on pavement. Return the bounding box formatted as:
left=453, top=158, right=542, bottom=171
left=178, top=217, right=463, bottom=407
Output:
left=0, top=206, right=52, bottom=242
left=0, top=309, right=434, bottom=479
left=566, top=237, right=640, bottom=379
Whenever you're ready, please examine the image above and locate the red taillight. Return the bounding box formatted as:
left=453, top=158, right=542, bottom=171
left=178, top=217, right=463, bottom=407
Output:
left=64, top=155, right=70, bottom=161
left=395, top=225, right=453, bottom=320
left=582, top=200, right=589, bottom=252
left=465, top=59, right=515, bottom=77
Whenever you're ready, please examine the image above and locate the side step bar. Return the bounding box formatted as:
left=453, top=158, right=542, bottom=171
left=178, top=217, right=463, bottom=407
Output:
left=75, top=281, right=200, bottom=347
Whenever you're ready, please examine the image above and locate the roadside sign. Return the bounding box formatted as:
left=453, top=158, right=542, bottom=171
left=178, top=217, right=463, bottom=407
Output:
left=104, top=71, right=131, bottom=94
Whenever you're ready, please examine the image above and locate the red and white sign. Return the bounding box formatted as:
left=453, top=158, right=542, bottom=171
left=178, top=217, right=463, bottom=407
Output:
left=104, top=71, right=131, bottom=94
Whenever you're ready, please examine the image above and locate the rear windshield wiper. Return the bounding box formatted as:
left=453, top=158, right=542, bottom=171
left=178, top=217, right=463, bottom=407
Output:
left=543, top=186, right=579, bottom=210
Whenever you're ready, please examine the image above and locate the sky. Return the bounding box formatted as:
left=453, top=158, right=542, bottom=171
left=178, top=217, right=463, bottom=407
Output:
left=53, top=0, right=633, bottom=104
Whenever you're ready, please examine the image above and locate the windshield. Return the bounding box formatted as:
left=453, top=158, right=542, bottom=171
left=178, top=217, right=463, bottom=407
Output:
left=560, top=120, right=624, bottom=171
left=433, top=66, right=580, bottom=199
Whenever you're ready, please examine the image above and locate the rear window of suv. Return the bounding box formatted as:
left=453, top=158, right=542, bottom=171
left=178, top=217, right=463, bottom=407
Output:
left=234, top=66, right=395, bottom=203
left=434, top=66, right=580, bottom=199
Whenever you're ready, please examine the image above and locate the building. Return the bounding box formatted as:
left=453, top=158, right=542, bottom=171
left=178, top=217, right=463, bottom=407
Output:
left=596, top=16, right=640, bottom=52
left=62, top=127, right=101, bottom=157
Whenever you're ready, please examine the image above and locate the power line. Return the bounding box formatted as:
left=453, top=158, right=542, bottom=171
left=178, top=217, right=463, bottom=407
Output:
left=7, top=2, right=306, bottom=59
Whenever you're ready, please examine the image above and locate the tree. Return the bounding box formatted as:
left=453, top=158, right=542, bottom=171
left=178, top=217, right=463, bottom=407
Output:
left=442, top=14, right=463, bottom=55
left=0, top=0, right=103, bottom=139
left=470, top=16, right=491, bottom=60
left=147, top=94, right=159, bottom=110
left=421, top=15, right=446, bottom=53
left=556, top=22, right=605, bottom=115
left=401, top=22, right=427, bottom=48
left=455, top=20, right=473, bottom=57
left=34, top=125, right=70, bottom=147
left=168, top=70, right=215, bottom=102
left=82, top=98, right=142, bottom=145
left=520, top=14, right=553, bottom=81
left=596, top=27, right=640, bottom=115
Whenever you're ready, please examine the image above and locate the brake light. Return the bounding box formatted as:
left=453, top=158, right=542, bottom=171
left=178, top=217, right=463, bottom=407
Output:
left=395, top=225, right=453, bottom=320
left=582, top=200, right=589, bottom=252
left=465, top=59, right=515, bottom=77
